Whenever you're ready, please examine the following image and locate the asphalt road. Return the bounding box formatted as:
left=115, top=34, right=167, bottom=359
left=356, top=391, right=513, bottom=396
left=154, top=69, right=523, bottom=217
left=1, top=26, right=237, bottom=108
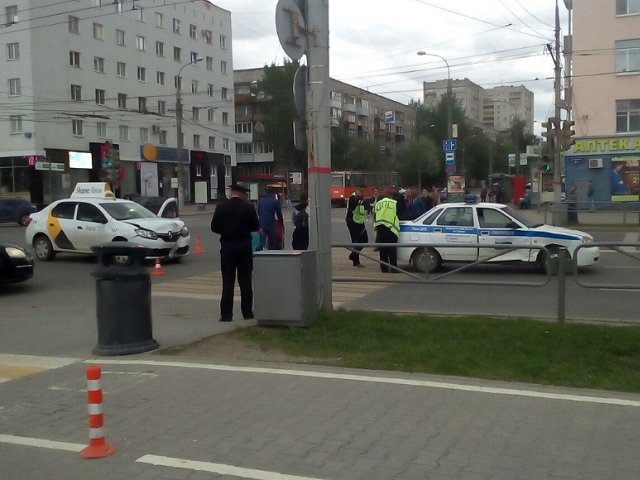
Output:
left=1, top=208, right=639, bottom=360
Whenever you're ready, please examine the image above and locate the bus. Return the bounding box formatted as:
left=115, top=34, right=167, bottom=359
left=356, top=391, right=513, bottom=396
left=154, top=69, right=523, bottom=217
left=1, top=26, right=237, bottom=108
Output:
left=330, top=170, right=398, bottom=205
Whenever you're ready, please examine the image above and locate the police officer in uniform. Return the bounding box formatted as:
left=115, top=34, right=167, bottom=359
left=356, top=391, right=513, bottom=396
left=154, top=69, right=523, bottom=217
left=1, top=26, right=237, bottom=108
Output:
left=345, top=185, right=368, bottom=267
left=210, top=183, right=260, bottom=322
left=374, top=187, right=400, bottom=273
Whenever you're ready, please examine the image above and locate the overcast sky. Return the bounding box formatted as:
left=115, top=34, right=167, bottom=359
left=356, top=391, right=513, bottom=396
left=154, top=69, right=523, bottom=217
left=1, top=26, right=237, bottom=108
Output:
left=215, top=0, right=570, bottom=135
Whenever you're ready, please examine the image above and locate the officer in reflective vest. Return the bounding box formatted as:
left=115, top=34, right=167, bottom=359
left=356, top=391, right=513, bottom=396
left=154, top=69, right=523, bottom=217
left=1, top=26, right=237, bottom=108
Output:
left=345, top=186, right=368, bottom=267
left=374, top=188, right=400, bottom=273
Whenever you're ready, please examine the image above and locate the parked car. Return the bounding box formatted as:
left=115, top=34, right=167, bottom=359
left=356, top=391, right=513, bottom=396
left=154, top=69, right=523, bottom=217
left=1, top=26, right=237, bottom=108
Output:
left=128, top=195, right=179, bottom=218
left=397, top=198, right=599, bottom=273
left=25, top=183, right=190, bottom=262
left=0, top=242, right=34, bottom=284
left=0, top=198, right=38, bottom=226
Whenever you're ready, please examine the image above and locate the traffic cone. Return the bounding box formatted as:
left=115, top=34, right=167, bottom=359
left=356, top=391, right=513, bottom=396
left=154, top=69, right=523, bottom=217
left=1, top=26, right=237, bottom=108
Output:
left=193, top=234, right=204, bottom=254
left=150, top=258, right=166, bottom=276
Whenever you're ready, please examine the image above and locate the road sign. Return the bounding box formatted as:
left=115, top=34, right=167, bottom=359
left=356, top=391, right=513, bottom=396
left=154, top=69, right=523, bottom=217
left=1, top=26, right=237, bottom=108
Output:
left=275, top=0, right=307, bottom=61
left=445, top=164, right=456, bottom=175
left=508, top=153, right=516, bottom=167
left=445, top=152, right=455, bottom=165
left=519, top=153, right=528, bottom=166
left=442, top=139, right=457, bottom=152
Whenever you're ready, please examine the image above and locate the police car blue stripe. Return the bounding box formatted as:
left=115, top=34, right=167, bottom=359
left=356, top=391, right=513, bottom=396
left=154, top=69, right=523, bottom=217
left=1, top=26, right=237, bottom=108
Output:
left=399, top=224, right=581, bottom=241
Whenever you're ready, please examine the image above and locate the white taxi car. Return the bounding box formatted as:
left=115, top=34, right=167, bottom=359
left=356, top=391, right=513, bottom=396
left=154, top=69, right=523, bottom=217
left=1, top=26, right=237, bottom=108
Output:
left=25, top=183, right=190, bottom=261
left=397, top=199, right=599, bottom=273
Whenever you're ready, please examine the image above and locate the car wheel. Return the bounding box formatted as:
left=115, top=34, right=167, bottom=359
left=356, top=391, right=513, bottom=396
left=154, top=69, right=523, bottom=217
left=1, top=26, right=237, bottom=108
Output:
left=33, top=235, right=55, bottom=261
left=18, top=213, right=30, bottom=226
left=537, top=245, right=559, bottom=274
left=412, top=247, right=441, bottom=273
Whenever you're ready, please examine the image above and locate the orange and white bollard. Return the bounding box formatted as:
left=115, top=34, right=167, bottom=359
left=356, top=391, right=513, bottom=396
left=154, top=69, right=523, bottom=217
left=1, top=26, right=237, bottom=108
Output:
left=81, top=365, right=116, bottom=459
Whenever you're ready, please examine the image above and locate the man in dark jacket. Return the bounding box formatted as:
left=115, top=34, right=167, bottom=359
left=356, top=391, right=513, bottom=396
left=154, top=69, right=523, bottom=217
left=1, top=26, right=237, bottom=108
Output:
left=345, top=186, right=368, bottom=267
left=257, top=187, right=283, bottom=249
left=211, top=183, right=260, bottom=322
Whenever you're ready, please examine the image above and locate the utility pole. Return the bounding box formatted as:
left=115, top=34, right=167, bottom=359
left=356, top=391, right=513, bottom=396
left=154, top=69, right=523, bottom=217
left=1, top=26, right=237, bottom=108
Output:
left=305, top=0, right=332, bottom=310
left=276, top=0, right=332, bottom=310
left=553, top=0, right=563, bottom=210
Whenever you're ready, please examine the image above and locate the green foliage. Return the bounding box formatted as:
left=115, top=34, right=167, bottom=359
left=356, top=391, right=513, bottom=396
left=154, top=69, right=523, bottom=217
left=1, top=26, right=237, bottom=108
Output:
left=395, top=136, right=439, bottom=186
left=330, top=125, right=386, bottom=171
left=232, top=311, right=640, bottom=392
left=257, top=60, right=306, bottom=168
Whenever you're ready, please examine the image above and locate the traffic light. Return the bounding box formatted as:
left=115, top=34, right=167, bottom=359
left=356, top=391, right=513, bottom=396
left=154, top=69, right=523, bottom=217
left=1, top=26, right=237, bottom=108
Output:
left=540, top=117, right=557, bottom=154
left=560, top=120, right=576, bottom=151
left=541, top=155, right=552, bottom=173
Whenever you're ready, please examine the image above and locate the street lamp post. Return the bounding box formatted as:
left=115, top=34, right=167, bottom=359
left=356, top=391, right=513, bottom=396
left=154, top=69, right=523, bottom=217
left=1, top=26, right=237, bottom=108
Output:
left=417, top=51, right=452, bottom=139
left=176, top=57, right=202, bottom=210
left=417, top=51, right=452, bottom=190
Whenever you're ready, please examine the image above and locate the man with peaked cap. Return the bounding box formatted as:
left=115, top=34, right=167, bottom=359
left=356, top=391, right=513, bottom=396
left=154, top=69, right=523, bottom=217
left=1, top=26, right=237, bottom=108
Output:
left=211, top=183, right=260, bottom=322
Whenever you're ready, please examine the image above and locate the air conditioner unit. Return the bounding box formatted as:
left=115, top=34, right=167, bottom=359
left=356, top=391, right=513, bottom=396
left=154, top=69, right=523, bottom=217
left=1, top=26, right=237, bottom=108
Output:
left=152, top=125, right=161, bottom=134
left=588, top=158, right=603, bottom=169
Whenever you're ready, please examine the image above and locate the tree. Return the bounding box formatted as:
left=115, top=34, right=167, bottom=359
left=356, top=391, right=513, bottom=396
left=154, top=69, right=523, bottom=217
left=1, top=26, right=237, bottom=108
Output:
left=257, top=60, right=306, bottom=169
left=395, top=136, right=439, bottom=187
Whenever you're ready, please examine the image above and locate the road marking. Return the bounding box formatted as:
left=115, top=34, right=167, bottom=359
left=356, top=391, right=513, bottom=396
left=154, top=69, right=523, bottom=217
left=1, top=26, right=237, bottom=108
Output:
left=137, top=454, right=329, bottom=480
left=92, top=359, right=640, bottom=407
left=0, top=434, right=83, bottom=452
left=152, top=251, right=392, bottom=306
left=0, top=354, right=78, bottom=384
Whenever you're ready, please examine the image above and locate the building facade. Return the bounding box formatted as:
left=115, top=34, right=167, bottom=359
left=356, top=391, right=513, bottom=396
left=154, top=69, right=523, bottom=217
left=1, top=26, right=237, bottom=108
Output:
left=564, top=0, right=640, bottom=204
left=423, top=78, right=534, bottom=134
left=1, top=0, right=235, bottom=204
left=234, top=68, right=416, bottom=199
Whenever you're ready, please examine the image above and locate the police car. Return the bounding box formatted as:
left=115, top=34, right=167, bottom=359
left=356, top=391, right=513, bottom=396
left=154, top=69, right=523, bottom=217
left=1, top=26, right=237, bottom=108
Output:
left=397, top=198, right=599, bottom=273
left=25, top=183, right=190, bottom=262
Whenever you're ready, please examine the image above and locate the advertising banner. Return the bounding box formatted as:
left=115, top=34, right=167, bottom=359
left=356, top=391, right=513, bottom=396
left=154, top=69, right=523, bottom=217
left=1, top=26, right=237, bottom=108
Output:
left=610, top=157, right=640, bottom=201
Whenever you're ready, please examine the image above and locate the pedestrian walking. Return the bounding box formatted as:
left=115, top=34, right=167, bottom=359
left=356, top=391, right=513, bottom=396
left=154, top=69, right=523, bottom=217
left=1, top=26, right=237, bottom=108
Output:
left=567, top=185, right=578, bottom=225
left=210, top=183, right=260, bottom=322
left=257, top=187, right=283, bottom=250
left=374, top=187, right=400, bottom=273
left=291, top=193, right=309, bottom=250
left=345, top=185, right=368, bottom=267
left=480, top=181, right=488, bottom=202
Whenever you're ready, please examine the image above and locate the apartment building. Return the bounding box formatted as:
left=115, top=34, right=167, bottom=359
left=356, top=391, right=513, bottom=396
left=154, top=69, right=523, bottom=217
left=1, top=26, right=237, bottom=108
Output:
left=564, top=0, right=640, bottom=203
left=234, top=67, right=415, bottom=196
left=1, top=0, right=234, bottom=204
left=423, top=78, right=534, bottom=135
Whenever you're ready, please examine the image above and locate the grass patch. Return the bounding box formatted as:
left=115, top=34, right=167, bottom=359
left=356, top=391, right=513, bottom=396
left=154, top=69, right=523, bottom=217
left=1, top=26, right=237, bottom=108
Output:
left=230, top=311, right=640, bottom=392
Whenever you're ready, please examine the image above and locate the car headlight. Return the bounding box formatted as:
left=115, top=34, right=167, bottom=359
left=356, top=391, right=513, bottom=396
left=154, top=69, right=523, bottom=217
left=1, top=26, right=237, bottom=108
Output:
left=135, top=228, right=158, bottom=240
left=180, top=226, right=189, bottom=237
left=581, top=236, right=594, bottom=243
left=5, top=247, right=28, bottom=258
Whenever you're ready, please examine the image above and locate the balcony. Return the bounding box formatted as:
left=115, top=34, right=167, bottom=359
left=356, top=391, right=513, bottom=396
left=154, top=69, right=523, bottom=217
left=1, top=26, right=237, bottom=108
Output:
left=342, top=103, right=356, bottom=114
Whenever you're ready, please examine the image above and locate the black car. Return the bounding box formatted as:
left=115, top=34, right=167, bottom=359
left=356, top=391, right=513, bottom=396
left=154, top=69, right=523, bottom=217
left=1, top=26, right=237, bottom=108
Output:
left=0, top=198, right=38, bottom=226
left=0, top=242, right=34, bottom=284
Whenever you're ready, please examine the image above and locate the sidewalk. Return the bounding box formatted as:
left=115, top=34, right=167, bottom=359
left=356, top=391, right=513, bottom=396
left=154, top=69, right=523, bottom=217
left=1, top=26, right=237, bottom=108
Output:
left=1, top=353, right=639, bottom=479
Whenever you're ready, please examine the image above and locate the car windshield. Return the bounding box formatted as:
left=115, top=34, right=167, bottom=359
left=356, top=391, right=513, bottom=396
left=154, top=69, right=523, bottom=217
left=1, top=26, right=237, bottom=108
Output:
left=499, top=205, right=536, bottom=228
left=99, top=201, right=156, bottom=220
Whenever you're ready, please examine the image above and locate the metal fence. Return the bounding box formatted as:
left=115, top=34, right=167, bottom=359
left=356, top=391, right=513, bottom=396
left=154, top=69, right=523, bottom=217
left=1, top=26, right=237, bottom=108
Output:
left=538, top=201, right=640, bottom=225
left=332, top=241, right=640, bottom=324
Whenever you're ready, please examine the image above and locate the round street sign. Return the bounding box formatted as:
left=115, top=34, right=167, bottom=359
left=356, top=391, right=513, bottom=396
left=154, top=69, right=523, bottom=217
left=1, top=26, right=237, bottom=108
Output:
left=445, top=164, right=456, bottom=175
left=275, top=0, right=307, bottom=61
